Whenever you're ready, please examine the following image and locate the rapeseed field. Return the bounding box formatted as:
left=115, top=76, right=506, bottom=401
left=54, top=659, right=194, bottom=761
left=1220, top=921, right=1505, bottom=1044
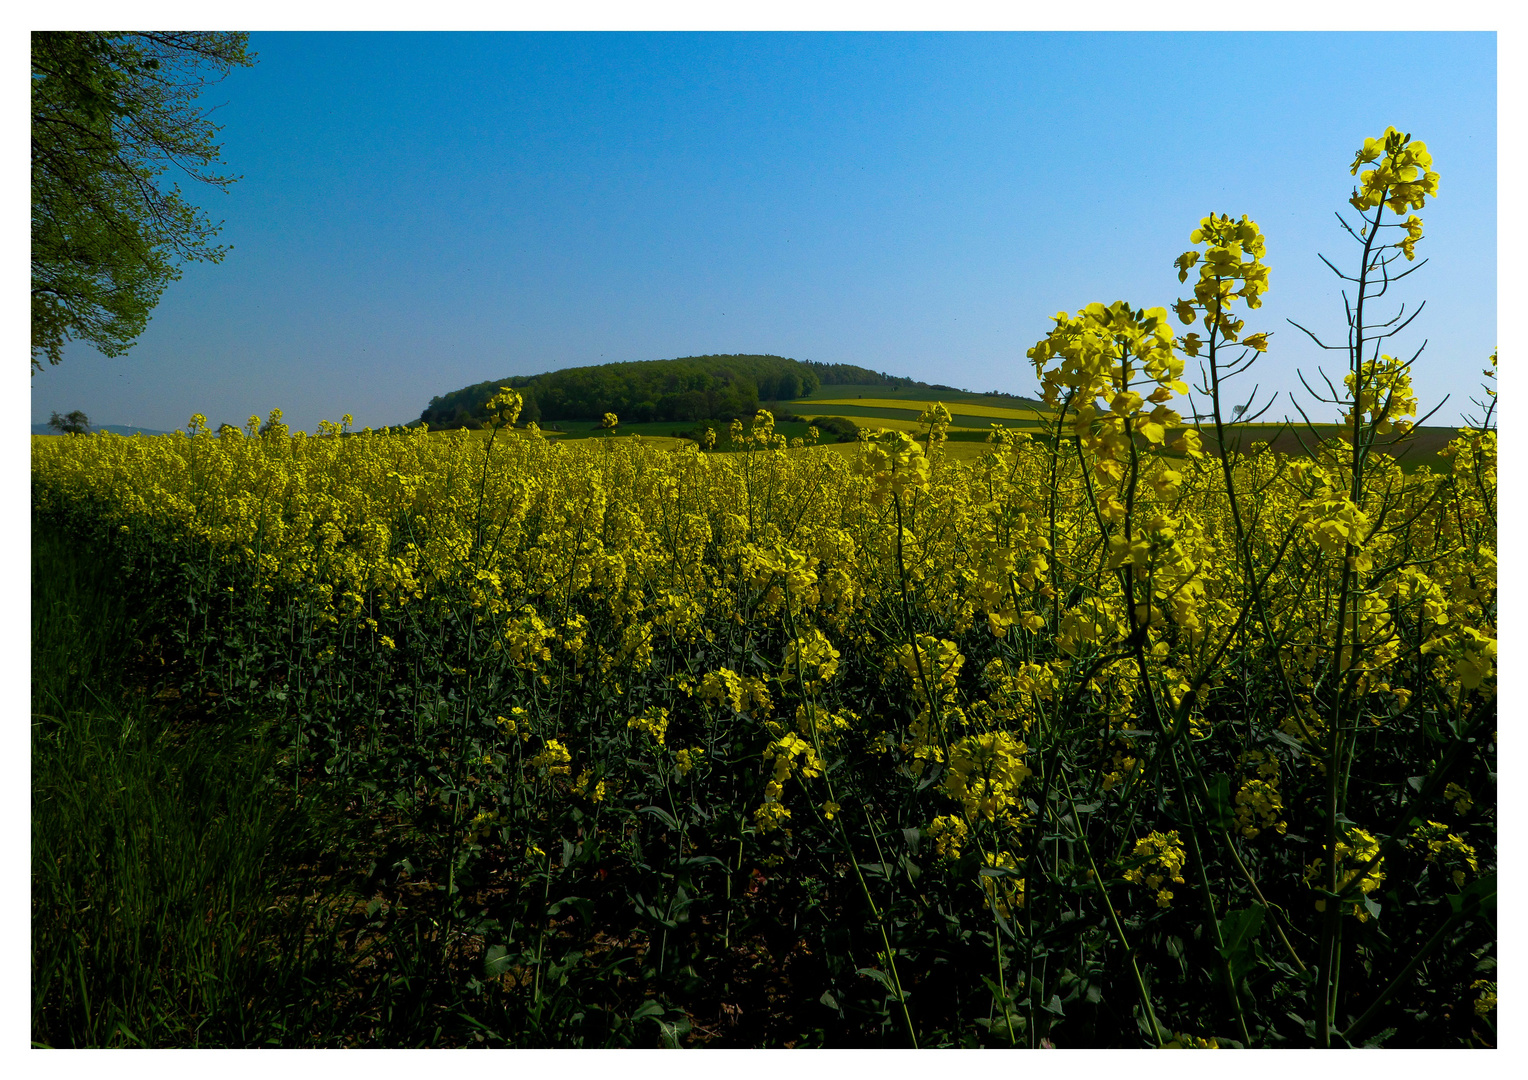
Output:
left=32, top=127, right=1495, bottom=1048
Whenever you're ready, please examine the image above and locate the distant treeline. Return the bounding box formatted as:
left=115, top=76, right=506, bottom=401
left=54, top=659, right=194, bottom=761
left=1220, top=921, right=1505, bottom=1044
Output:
left=417, top=355, right=928, bottom=430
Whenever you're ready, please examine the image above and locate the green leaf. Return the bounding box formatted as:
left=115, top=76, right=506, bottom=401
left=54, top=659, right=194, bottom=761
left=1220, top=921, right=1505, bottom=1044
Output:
left=1205, top=773, right=1237, bottom=832
left=548, top=895, right=594, bottom=923
left=1217, top=904, right=1266, bottom=985
left=483, top=943, right=512, bottom=978
left=640, top=804, right=681, bottom=831
left=630, top=999, right=664, bottom=1022
left=657, top=1021, right=686, bottom=1047
left=914, top=769, right=943, bottom=792
left=1270, top=728, right=1308, bottom=753
left=678, top=855, right=725, bottom=869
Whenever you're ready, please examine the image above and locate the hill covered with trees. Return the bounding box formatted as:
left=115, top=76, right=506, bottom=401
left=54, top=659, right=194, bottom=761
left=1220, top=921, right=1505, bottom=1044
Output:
left=415, top=354, right=980, bottom=430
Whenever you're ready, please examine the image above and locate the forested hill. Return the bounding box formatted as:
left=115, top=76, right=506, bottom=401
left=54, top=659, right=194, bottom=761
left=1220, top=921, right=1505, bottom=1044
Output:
left=416, top=355, right=949, bottom=430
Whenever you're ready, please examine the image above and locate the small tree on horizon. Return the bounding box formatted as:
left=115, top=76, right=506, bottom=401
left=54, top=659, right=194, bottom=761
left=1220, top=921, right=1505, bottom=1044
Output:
left=47, top=409, right=91, bottom=434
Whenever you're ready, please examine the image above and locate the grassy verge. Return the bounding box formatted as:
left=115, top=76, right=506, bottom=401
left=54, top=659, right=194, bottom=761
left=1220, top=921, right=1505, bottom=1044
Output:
left=31, top=523, right=343, bottom=1046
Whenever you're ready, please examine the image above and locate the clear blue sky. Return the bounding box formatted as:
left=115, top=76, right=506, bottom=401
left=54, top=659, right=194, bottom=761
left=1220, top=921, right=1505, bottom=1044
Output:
left=31, top=31, right=1497, bottom=432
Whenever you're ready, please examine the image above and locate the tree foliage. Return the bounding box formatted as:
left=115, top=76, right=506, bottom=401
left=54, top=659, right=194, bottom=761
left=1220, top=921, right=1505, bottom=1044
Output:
left=31, top=31, right=255, bottom=370
left=801, top=360, right=921, bottom=389
left=47, top=410, right=91, bottom=435
left=807, top=414, right=860, bottom=443
left=419, top=354, right=935, bottom=431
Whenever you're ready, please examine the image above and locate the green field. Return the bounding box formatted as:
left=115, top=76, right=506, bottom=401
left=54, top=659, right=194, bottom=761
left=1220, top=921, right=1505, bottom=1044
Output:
left=805, top=397, right=1046, bottom=420
left=789, top=383, right=1046, bottom=410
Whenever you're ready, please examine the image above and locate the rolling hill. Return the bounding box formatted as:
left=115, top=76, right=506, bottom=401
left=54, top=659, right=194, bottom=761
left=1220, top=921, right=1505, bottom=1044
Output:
left=32, top=423, right=178, bottom=437
left=414, top=354, right=1046, bottom=431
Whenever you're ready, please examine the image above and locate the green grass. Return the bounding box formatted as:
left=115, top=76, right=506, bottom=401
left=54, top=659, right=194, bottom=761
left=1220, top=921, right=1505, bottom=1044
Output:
left=36, top=526, right=256, bottom=1044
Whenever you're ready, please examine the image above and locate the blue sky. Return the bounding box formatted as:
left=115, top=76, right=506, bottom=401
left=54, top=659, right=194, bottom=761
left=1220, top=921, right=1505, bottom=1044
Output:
left=30, top=31, right=1498, bottom=432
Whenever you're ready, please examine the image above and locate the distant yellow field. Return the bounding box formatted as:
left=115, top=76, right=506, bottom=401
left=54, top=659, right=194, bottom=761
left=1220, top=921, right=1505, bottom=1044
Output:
left=805, top=398, right=1050, bottom=421
left=814, top=438, right=994, bottom=463
left=567, top=434, right=694, bottom=452
left=808, top=415, right=991, bottom=435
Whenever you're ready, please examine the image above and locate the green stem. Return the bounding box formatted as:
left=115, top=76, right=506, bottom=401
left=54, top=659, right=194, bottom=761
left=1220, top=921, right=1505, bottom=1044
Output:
left=1170, top=749, right=1253, bottom=1045
left=1341, top=888, right=1490, bottom=1044
left=1059, top=772, right=1164, bottom=1047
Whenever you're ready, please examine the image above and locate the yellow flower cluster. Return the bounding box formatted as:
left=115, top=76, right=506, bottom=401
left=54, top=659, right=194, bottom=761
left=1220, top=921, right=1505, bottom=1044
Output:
left=1234, top=779, right=1285, bottom=840
left=942, top=731, right=1031, bottom=823
left=927, top=814, right=969, bottom=860
left=486, top=387, right=525, bottom=428
left=1294, top=478, right=1371, bottom=560
left=469, top=808, right=500, bottom=841
left=571, top=769, right=606, bottom=803
left=1234, top=751, right=1286, bottom=839
left=856, top=429, right=931, bottom=503
left=1349, top=126, right=1438, bottom=216
left=1471, top=979, right=1496, bottom=1018
left=700, top=667, right=772, bottom=716
left=1174, top=213, right=1270, bottom=338
left=916, top=402, right=952, bottom=456
left=1123, top=830, right=1188, bottom=909
left=1029, top=302, right=1198, bottom=482
left=781, top=627, right=841, bottom=692
left=894, top=635, right=964, bottom=704
left=497, top=708, right=533, bottom=743
left=790, top=702, right=854, bottom=747
left=755, top=732, right=826, bottom=833
left=1344, top=354, right=1418, bottom=436
left=1410, top=821, right=1479, bottom=888
left=1305, top=825, right=1385, bottom=921
left=626, top=706, right=670, bottom=746
left=531, top=738, right=572, bottom=777
left=1422, top=624, right=1498, bottom=692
